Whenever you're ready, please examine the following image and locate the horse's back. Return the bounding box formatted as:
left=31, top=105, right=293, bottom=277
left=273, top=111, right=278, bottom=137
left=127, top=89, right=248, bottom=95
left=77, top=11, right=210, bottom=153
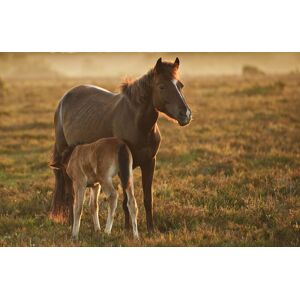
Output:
left=55, top=85, right=120, bottom=148
left=62, top=84, right=116, bottom=107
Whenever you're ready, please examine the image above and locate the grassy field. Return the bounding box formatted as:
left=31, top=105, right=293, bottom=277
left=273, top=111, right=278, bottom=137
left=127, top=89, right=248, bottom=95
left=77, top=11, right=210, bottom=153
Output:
left=0, top=74, right=300, bottom=246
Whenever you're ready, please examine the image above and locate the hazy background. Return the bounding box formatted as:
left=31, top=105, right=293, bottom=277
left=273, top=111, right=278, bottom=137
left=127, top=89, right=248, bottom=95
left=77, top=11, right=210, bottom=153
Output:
left=1, top=53, right=300, bottom=79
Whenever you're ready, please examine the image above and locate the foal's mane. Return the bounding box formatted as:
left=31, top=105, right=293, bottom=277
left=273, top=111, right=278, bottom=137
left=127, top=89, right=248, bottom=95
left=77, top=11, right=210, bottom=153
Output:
left=120, top=62, right=178, bottom=102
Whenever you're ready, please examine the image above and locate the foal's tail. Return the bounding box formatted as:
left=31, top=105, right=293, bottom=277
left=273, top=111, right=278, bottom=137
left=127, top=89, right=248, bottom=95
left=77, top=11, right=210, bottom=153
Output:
left=49, top=145, right=76, bottom=170
left=118, top=143, right=133, bottom=189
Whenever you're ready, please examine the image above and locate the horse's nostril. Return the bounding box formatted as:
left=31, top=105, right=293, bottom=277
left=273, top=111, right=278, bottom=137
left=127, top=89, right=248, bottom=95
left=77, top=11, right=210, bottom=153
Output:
left=179, top=111, right=187, bottom=118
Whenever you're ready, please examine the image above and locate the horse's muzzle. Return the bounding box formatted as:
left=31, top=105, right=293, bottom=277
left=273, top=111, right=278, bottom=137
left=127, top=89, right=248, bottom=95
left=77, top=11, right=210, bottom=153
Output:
left=178, top=117, right=191, bottom=126
left=177, top=110, right=192, bottom=126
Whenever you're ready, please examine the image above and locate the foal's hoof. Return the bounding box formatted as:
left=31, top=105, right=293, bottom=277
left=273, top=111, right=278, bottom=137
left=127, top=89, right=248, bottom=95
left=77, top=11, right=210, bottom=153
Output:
left=71, top=235, right=79, bottom=242
left=104, top=229, right=111, bottom=235
left=133, top=234, right=140, bottom=241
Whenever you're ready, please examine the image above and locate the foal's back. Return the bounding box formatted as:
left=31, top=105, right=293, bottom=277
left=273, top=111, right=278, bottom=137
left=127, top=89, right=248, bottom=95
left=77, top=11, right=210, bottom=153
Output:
left=66, top=137, right=131, bottom=186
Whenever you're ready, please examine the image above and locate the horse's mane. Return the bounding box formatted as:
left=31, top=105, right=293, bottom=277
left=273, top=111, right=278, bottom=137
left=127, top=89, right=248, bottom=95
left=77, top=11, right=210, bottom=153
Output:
left=120, top=62, right=178, bottom=102
left=121, top=69, right=154, bottom=101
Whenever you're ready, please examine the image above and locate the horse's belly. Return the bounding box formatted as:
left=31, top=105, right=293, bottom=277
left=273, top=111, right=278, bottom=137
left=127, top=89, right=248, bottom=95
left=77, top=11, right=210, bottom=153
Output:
left=65, top=125, right=112, bottom=146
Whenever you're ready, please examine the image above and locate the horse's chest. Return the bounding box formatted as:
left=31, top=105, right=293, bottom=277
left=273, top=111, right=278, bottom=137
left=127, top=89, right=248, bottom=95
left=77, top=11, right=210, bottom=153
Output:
left=131, top=131, right=161, bottom=166
left=136, top=145, right=155, bottom=160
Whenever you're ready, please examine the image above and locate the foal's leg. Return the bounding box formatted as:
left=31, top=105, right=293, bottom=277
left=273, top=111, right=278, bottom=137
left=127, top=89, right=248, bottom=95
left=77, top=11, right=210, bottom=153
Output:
left=102, top=180, right=118, bottom=235
left=126, top=185, right=139, bottom=239
left=63, top=169, right=74, bottom=225
left=122, top=188, right=130, bottom=231
left=72, top=183, right=85, bottom=240
left=89, top=185, right=101, bottom=232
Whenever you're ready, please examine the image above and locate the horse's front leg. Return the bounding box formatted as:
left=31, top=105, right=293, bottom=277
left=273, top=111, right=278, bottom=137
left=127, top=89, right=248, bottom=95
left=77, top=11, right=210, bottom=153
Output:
left=141, top=158, right=156, bottom=233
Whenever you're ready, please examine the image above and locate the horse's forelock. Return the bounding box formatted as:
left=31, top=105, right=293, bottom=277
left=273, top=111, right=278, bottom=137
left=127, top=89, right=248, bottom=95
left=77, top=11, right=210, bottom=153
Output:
left=156, top=61, right=179, bottom=80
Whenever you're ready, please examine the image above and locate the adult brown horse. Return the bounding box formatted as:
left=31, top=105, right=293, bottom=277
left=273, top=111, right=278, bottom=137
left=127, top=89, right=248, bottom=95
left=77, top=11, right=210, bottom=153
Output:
left=51, top=57, right=192, bottom=232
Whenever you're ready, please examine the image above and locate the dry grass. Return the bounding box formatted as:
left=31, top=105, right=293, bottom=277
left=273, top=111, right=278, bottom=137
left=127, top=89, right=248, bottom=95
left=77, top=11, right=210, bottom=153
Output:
left=0, top=74, right=300, bottom=246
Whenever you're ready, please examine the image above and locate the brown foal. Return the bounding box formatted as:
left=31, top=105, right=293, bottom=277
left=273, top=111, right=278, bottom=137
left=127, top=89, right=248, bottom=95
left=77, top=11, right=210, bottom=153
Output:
left=51, top=138, right=139, bottom=240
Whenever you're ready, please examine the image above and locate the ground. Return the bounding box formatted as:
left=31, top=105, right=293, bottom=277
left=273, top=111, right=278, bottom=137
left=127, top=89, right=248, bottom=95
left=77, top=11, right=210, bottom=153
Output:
left=0, top=74, right=299, bottom=246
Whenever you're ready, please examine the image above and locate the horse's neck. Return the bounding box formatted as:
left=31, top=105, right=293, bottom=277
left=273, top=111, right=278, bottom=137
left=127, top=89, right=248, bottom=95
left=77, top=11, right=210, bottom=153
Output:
left=122, top=72, right=158, bottom=132
left=136, top=96, right=158, bottom=132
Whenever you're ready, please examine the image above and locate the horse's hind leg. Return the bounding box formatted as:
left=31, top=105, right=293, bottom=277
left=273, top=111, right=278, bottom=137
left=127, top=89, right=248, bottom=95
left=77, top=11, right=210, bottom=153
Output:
left=89, top=184, right=101, bottom=232
left=126, top=185, right=139, bottom=239
left=103, top=181, right=118, bottom=235
left=72, top=183, right=85, bottom=240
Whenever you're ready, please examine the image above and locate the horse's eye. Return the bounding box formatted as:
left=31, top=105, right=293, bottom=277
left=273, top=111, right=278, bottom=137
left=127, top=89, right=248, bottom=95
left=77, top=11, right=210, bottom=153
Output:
left=159, top=85, right=165, bottom=90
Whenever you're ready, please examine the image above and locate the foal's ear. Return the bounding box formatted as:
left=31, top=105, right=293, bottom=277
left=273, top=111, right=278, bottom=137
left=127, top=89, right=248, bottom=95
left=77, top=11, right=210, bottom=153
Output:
left=155, top=57, right=163, bottom=73
left=173, top=57, right=180, bottom=69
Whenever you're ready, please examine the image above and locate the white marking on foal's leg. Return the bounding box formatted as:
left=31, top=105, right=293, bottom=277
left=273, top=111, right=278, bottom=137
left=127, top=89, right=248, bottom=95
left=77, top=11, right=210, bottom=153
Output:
left=72, top=185, right=85, bottom=240
left=126, top=186, right=139, bottom=239
left=89, top=185, right=101, bottom=232
left=103, top=182, right=118, bottom=235
left=105, top=191, right=118, bottom=234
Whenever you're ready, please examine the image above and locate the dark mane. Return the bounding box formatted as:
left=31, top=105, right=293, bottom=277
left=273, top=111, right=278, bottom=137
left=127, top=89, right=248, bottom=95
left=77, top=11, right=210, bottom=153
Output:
left=120, top=61, right=178, bottom=101
left=121, top=69, right=154, bottom=101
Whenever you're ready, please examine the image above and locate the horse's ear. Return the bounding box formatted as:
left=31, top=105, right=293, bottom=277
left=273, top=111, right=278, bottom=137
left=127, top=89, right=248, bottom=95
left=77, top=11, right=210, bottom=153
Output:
left=174, top=57, right=180, bottom=69
left=155, top=57, right=163, bottom=73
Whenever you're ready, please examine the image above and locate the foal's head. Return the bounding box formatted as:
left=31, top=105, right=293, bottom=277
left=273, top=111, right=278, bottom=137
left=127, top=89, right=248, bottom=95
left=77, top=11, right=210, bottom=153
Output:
left=152, top=58, right=192, bottom=126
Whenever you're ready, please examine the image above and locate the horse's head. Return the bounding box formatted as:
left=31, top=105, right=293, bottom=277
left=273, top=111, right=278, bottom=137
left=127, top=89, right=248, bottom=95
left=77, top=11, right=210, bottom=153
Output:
left=152, top=57, right=192, bottom=126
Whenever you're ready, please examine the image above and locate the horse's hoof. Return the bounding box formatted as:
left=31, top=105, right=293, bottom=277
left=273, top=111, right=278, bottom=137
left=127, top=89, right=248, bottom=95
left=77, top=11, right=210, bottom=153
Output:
left=147, top=228, right=155, bottom=235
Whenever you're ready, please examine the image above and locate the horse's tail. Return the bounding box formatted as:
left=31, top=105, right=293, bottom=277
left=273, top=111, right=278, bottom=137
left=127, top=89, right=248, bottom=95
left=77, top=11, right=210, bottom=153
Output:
left=118, top=143, right=133, bottom=190
left=48, top=143, right=66, bottom=222
left=49, top=143, right=76, bottom=224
